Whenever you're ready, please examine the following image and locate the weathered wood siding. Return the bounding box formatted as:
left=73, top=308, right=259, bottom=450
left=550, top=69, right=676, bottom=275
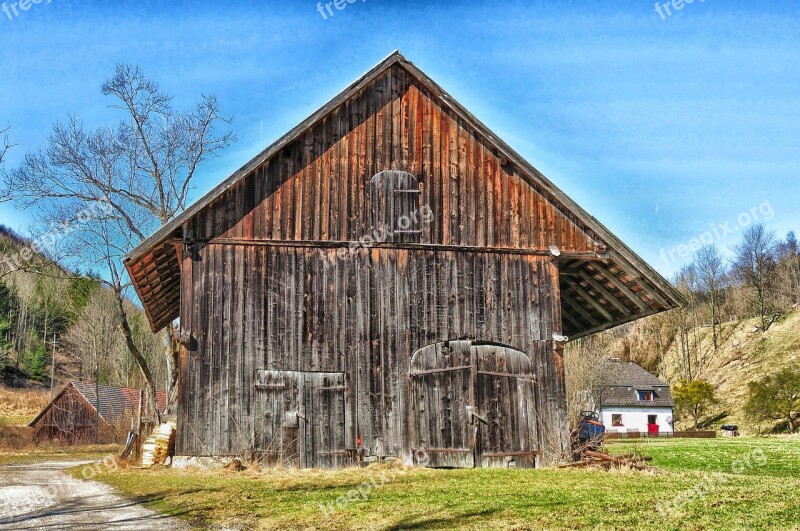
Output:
left=179, top=246, right=567, bottom=464
left=184, top=66, right=597, bottom=253
left=177, top=64, right=576, bottom=466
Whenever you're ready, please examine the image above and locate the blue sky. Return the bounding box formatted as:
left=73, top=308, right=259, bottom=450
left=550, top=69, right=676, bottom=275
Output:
left=1, top=0, right=798, bottom=279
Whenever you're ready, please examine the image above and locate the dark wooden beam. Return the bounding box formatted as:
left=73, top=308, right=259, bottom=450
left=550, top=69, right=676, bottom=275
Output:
left=561, top=292, right=602, bottom=329
left=568, top=308, right=663, bottom=341
left=634, top=277, right=673, bottom=310
left=570, top=283, right=615, bottom=323
left=560, top=307, right=583, bottom=333
left=591, top=262, right=650, bottom=312
left=191, top=237, right=604, bottom=260
left=577, top=271, right=632, bottom=317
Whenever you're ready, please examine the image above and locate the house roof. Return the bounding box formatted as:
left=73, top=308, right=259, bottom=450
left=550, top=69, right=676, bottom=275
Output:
left=124, top=50, right=685, bottom=335
left=601, top=361, right=675, bottom=408
left=29, top=382, right=167, bottom=427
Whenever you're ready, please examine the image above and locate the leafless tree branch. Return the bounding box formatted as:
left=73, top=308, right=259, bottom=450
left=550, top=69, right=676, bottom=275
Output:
left=1, top=65, right=235, bottom=417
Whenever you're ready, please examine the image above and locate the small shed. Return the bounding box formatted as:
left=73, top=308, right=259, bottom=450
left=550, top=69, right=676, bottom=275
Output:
left=29, top=382, right=166, bottom=443
left=599, top=360, right=675, bottom=436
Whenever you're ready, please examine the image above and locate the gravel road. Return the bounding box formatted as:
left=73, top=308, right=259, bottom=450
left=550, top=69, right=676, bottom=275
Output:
left=0, top=461, right=191, bottom=530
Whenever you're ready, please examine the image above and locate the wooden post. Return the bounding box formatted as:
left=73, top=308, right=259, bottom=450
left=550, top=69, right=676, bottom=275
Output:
left=136, top=389, right=144, bottom=461
left=95, top=379, right=100, bottom=444
left=49, top=334, right=56, bottom=400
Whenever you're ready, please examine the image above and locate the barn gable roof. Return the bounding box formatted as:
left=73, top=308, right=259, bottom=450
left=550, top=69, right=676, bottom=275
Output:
left=125, top=51, right=684, bottom=336
left=29, top=382, right=167, bottom=427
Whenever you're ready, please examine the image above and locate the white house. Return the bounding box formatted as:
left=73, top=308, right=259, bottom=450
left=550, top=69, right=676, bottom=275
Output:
left=599, top=359, right=674, bottom=435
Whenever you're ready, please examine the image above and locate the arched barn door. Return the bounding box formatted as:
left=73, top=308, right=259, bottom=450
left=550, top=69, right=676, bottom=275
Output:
left=410, top=341, right=474, bottom=468
left=410, top=341, right=538, bottom=468
left=475, top=344, right=538, bottom=468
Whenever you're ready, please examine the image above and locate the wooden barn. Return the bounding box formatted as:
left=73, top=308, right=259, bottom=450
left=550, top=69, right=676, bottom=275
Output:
left=29, top=382, right=166, bottom=443
left=125, top=52, right=683, bottom=468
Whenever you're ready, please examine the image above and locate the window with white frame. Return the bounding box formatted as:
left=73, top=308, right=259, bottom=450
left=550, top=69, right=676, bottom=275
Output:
left=637, top=390, right=654, bottom=402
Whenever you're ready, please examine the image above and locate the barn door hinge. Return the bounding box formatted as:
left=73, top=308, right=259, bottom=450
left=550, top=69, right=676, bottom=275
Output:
left=316, top=385, right=347, bottom=391
left=466, top=406, right=488, bottom=425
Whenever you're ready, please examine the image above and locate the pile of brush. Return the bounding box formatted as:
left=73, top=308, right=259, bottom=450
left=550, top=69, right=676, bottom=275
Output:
left=561, top=449, right=655, bottom=471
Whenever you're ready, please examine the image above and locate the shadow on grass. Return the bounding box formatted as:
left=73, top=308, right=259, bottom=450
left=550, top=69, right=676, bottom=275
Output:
left=385, top=508, right=500, bottom=530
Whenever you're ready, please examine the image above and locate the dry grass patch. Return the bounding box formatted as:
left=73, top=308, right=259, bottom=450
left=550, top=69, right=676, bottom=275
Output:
left=0, top=385, right=49, bottom=418
left=0, top=385, right=49, bottom=452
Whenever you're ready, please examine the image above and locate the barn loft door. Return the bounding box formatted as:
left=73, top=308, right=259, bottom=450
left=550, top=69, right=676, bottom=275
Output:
left=370, top=170, right=421, bottom=243
left=410, top=342, right=538, bottom=469
left=254, top=370, right=348, bottom=468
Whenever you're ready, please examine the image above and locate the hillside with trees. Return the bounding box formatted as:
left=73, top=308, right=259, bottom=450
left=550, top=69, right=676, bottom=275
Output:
left=566, top=224, right=800, bottom=433
left=0, top=225, right=166, bottom=391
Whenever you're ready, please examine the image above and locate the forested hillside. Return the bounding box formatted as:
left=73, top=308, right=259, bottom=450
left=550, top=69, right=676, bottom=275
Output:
left=0, top=225, right=166, bottom=390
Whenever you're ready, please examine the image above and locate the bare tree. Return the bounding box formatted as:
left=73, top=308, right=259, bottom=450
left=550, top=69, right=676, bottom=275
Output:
left=1, top=65, right=234, bottom=420
left=673, top=264, right=701, bottom=380
left=776, top=231, right=800, bottom=308
left=0, top=126, right=11, bottom=167
left=0, top=126, right=12, bottom=206
left=62, top=288, right=165, bottom=389
left=732, top=224, right=778, bottom=332
left=564, top=334, right=616, bottom=424
left=695, top=244, right=725, bottom=350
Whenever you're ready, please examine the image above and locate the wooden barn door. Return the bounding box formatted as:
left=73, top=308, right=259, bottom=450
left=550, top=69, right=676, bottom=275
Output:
left=301, top=372, right=349, bottom=468
left=254, top=370, right=302, bottom=467
left=410, top=342, right=538, bottom=469
left=254, top=370, right=348, bottom=468
left=410, top=341, right=475, bottom=468
left=474, top=345, right=538, bottom=469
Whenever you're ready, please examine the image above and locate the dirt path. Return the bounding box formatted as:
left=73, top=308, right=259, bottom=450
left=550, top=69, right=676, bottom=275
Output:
left=0, top=461, right=192, bottom=530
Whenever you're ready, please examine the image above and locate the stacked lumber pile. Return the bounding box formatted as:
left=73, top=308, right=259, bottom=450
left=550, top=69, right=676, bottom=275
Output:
left=561, top=450, right=655, bottom=471
left=141, top=421, right=176, bottom=468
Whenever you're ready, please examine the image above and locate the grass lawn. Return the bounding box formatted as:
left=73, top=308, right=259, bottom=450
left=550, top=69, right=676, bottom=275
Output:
left=91, top=437, right=800, bottom=530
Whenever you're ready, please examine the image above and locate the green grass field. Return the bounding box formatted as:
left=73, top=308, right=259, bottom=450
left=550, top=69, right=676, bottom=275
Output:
left=90, top=437, right=800, bottom=530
